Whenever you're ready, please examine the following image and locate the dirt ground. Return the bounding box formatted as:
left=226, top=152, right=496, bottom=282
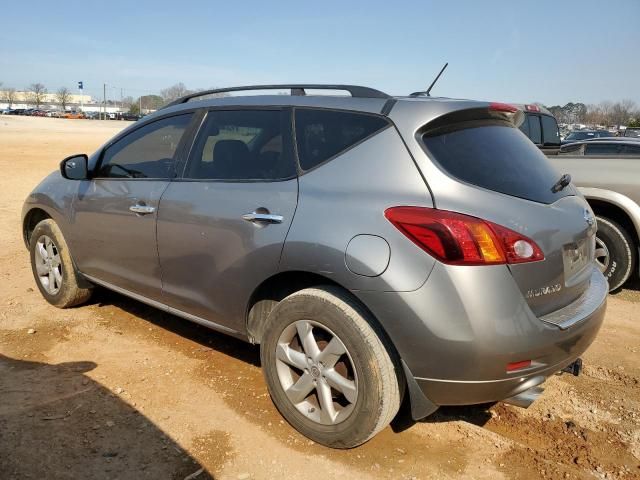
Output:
left=0, top=115, right=638, bottom=480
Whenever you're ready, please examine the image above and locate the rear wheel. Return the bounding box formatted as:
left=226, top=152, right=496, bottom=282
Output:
left=260, top=286, right=402, bottom=448
left=29, top=219, right=93, bottom=308
left=595, top=216, right=636, bottom=291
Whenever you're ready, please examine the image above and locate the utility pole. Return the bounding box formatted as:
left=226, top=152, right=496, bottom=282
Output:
left=78, top=81, right=84, bottom=112
left=103, top=83, right=106, bottom=120
left=120, top=88, right=123, bottom=112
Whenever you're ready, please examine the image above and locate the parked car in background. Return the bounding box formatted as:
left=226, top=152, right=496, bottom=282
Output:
left=550, top=142, right=640, bottom=290
left=1, top=108, right=11, bottom=115
left=64, top=111, right=85, bottom=119
left=515, top=104, right=561, bottom=154
left=624, top=127, right=640, bottom=138
left=120, top=112, right=142, bottom=121
left=562, top=130, right=615, bottom=145
left=22, top=84, right=605, bottom=448
left=559, top=139, right=640, bottom=156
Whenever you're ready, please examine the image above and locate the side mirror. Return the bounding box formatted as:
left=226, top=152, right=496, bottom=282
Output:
left=60, top=154, right=89, bottom=180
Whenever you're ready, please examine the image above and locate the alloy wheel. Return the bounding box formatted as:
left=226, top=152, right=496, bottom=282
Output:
left=275, top=320, right=358, bottom=425
left=34, top=235, right=63, bottom=295
left=594, top=236, right=610, bottom=273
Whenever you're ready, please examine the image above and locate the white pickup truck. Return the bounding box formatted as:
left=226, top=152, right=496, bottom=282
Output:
left=516, top=104, right=640, bottom=291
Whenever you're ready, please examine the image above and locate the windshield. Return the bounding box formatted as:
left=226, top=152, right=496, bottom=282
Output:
left=566, top=131, right=595, bottom=141
left=422, top=122, right=573, bottom=204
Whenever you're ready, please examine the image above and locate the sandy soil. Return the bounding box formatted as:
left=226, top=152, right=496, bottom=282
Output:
left=0, top=115, right=638, bottom=480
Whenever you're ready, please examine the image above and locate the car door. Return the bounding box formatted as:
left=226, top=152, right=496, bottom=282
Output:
left=156, top=108, right=298, bottom=333
left=70, top=112, right=195, bottom=300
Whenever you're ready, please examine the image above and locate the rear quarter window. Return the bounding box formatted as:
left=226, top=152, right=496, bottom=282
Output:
left=294, top=109, right=389, bottom=170
left=541, top=115, right=560, bottom=146
left=421, top=122, right=572, bottom=204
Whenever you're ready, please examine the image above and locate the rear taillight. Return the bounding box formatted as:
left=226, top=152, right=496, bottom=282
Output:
left=384, top=207, right=544, bottom=266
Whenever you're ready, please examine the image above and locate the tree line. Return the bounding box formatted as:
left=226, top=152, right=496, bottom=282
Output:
left=0, top=82, right=76, bottom=110
left=4, top=80, right=638, bottom=126
left=546, top=100, right=639, bottom=127
left=0, top=81, right=228, bottom=114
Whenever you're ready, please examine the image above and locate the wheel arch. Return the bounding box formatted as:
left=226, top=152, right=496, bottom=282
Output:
left=581, top=188, right=640, bottom=247
left=247, top=271, right=356, bottom=344
left=22, top=207, right=52, bottom=248
left=245, top=270, right=437, bottom=420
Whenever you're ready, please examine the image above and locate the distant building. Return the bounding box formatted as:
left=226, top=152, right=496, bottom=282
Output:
left=0, top=90, right=92, bottom=104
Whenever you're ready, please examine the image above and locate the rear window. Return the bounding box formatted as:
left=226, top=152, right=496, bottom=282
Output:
left=527, top=115, right=542, bottom=144
left=541, top=115, right=560, bottom=146
left=294, top=109, right=389, bottom=170
left=422, top=123, right=572, bottom=204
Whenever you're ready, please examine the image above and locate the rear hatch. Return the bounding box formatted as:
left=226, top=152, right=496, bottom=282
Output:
left=416, top=105, right=596, bottom=316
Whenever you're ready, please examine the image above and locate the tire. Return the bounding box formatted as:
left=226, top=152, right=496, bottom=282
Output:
left=29, top=219, right=93, bottom=308
left=595, top=216, right=636, bottom=292
left=260, top=286, right=402, bottom=448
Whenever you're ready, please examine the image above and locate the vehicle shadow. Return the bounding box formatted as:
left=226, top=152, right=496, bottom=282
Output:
left=0, top=354, right=214, bottom=480
left=90, top=288, right=496, bottom=439
left=89, top=287, right=260, bottom=368
left=391, top=398, right=494, bottom=433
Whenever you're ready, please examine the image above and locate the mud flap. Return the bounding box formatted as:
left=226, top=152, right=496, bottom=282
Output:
left=401, top=360, right=439, bottom=420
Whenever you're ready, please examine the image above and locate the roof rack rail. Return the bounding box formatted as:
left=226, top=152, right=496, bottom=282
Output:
left=162, top=84, right=390, bottom=108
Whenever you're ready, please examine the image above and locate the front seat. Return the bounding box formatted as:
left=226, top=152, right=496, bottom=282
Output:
left=208, top=140, right=251, bottom=179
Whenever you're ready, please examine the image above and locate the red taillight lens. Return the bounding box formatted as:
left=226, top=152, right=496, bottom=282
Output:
left=489, top=102, right=518, bottom=113
left=384, top=207, right=544, bottom=266
left=525, top=104, right=541, bottom=112
left=506, top=360, right=532, bottom=372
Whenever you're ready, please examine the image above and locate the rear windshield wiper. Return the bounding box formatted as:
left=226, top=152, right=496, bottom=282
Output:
left=551, top=173, right=571, bottom=193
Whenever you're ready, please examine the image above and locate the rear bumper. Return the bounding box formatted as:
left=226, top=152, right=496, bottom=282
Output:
left=355, top=264, right=607, bottom=409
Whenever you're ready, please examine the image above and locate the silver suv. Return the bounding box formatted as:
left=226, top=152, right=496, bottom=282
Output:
left=22, top=85, right=607, bottom=448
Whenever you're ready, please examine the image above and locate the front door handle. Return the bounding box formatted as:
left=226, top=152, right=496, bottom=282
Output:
left=242, top=212, right=284, bottom=224
left=129, top=204, right=156, bottom=215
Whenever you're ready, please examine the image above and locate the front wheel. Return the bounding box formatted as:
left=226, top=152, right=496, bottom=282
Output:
left=29, top=219, right=93, bottom=308
left=595, top=216, right=636, bottom=292
left=260, top=286, right=402, bottom=448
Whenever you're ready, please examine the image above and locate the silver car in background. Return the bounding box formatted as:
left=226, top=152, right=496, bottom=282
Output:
left=22, top=85, right=607, bottom=448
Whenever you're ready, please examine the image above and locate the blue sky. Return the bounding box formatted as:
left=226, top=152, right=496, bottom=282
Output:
left=1, top=0, right=638, bottom=106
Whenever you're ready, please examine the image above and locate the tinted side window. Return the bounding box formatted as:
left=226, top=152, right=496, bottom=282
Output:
left=559, top=143, right=583, bottom=155
left=621, top=144, right=640, bottom=155
left=541, top=115, right=560, bottom=146
left=422, top=123, right=571, bottom=204
left=584, top=143, right=620, bottom=155
left=295, top=109, right=389, bottom=170
left=185, top=110, right=295, bottom=180
left=96, top=114, right=192, bottom=178
left=518, top=116, right=530, bottom=137
left=527, top=115, right=542, bottom=144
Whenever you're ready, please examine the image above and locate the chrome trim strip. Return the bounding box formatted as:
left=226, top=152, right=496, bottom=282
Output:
left=82, top=274, right=243, bottom=337
left=539, top=266, right=608, bottom=330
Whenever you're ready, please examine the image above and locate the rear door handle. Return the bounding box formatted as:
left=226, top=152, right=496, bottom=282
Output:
left=129, top=204, right=156, bottom=215
left=242, top=212, right=284, bottom=224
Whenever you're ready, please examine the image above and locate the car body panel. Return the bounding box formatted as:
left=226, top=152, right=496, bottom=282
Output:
left=279, top=126, right=436, bottom=292
left=69, top=179, right=170, bottom=299
left=157, top=178, right=298, bottom=332
left=549, top=154, right=640, bottom=265
left=356, top=265, right=606, bottom=404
